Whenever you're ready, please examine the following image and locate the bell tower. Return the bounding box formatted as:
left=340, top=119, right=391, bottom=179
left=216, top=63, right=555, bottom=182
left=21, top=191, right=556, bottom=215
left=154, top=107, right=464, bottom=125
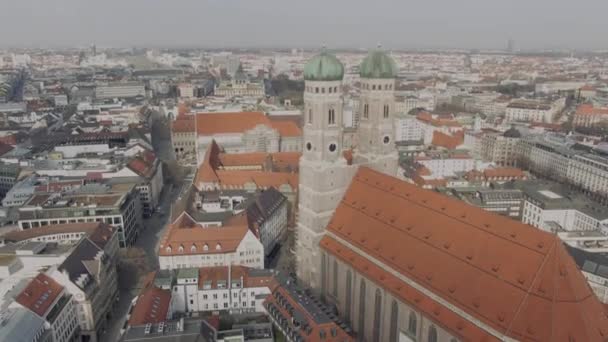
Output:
left=295, top=50, right=357, bottom=289
left=356, top=48, right=399, bottom=176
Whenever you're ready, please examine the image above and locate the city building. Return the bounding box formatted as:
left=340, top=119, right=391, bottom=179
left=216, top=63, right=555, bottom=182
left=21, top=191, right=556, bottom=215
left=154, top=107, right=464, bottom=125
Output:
left=479, top=126, right=521, bottom=167
left=0, top=161, right=21, bottom=201
left=94, top=82, right=146, bottom=100
left=264, top=274, right=353, bottom=342
left=245, top=187, right=289, bottom=257
left=319, top=166, right=608, bottom=342
left=17, top=184, right=142, bottom=248
left=572, top=103, right=608, bottom=127
left=505, top=98, right=565, bottom=123
left=170, top=266, right=273, bottom=314
left=566, top=245, right=608, bottom=303
left=194, top=112, right=302, bottom=162
left=158, top=212, right=264, bottom=270
left=48, top=224, right=119, bottom=342
left=14, top=273, right=79, bottom=342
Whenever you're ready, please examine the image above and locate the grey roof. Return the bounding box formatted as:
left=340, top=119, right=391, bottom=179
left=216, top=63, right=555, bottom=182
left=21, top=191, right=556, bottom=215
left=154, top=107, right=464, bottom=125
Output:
left=246, top=187, right=287, bottom=228
left=0, top=307, right=47, bottom=342
left=565, top=245, right=608, bottom=279
left=58, top=238, right=103, bottom=289
left=513, top=180, right=608, bottom=220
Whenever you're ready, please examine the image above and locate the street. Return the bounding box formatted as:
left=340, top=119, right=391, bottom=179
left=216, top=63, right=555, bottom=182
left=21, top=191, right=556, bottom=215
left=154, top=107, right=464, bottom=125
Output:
left=101, top=110, right=180, bottom=342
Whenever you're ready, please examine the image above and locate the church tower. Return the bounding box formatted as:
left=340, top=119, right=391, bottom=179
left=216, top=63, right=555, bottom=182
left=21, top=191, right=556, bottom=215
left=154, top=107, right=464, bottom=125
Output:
left=356, top=48, right=399, bottom=176
left=295, top=51, right=357, bottom=289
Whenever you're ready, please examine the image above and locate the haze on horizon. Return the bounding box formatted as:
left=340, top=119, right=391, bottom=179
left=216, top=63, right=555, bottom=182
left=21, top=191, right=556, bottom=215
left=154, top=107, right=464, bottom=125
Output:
left=1, top=0, right=607, bottom=50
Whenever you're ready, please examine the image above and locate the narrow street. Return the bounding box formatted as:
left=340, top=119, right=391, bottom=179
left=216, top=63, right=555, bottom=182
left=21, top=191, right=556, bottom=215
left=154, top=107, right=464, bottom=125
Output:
left=101, top=110, right=181, bottom=342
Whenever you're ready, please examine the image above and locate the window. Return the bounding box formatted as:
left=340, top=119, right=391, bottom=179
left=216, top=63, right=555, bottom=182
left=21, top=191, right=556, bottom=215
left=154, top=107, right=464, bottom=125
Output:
left=372, top=85, right=376, bottom=90
left=328, top=109, right=335, bottom=125
left=329, top=143, right=337, bottom=152
left=251, top=301, right=255, bottom=306
left=321, top=253, right=327, bottom=296
left=308, top=109, right=312, bottom=124
left=389, top=300, right=399, bottom=342
left=306, top=142, right=312, bottom=151
left=373, top=289, right=382, bottom=342
left=315, top=87, right=319, bottom=93
left=428, top=326, right=438, bottom=342
left=333, top=260, right=338, bottom=296
left=358, top=279, right=366, bottom=337
left=328, top=87, right=332, bottom=93
left=363, top=104, right=369, bottom=119
left=383, top=105, right=389, bottom=118
left=345, top=270, right=352, bottom=324
left=334, top=86, right=338, bottom=92
left=408, top=312, right=417, bottom=336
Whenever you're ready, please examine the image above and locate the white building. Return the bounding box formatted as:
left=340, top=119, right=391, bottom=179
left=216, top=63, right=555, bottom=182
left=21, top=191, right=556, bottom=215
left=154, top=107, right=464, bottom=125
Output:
left=170, top=266, right=273, bottom=314
left=13, top=273, right=79, bottom=342
left=158, top=212, right=264, bottom=270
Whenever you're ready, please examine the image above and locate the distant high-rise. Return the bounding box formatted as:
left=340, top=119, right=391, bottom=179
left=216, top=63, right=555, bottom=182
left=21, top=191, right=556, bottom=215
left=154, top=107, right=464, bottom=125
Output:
left=507, top=38, right=515, bottom=53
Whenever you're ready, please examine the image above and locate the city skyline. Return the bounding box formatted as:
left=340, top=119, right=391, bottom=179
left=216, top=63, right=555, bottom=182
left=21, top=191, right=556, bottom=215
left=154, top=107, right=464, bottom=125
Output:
left=1, top=0, right=608, bottom=50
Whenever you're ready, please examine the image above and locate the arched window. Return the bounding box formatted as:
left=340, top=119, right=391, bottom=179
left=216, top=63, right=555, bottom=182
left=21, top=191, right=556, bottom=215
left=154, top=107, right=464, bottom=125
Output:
left=191, top=244, right=197, bottom=253
left=358, top=279, right=366, bottom=338
left=308, top=109, right=312, bottom=124
left=328, top=109, right=335, bottom=125
left=203, top=244, right=209, bottom=251
left=372, top=289, right=382, bottom=342
left=166, top=246, right=172, bottom=253
left=428, top=325, right=437, bottom=342
left=345, top=270, right=352, bottom=324
left=216, top=243, right=221, bottom=251
left=383, top=105, right=389, bottom=118
left=408, top=312, right=417, bottom=336
left=363, top=104, right=369, bottom=119
left=389, top=300, right=399, bottom=342
left=178, top=245, right=184, bottom=253
left=333, top=260, right=338, bottom=296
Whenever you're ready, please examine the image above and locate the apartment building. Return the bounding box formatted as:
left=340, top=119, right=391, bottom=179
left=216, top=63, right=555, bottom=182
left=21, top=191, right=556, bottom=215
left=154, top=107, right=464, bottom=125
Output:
left=17, top=184, right=142, bottom=248
left=171, top=266, right=273, bottom=314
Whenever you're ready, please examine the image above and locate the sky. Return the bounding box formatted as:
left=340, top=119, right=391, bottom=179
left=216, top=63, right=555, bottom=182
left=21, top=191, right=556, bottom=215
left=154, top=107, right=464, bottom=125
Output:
left=0, top=0, right=607, bottom=50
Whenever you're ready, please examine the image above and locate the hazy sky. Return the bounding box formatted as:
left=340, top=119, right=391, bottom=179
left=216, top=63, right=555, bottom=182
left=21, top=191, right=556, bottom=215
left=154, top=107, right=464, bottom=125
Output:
left=1, top=0, right=607, bottom=50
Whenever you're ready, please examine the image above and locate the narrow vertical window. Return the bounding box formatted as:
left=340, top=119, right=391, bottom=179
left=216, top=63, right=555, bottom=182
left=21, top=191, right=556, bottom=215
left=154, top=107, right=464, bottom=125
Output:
left=328, top=109, right=335, bottom=125
left=308, top=109, right=312, bottom=124
left=389, top=301, right=399, bottom=342
left=345, top=270, right=352, bottom=324
left=363, top=104, right=369, bottom=119
left=383, top=105, right=389, bottom=118
left=358, top=279, right=366, bottom=338
left=333, top=260, right=338, bottom=296
left=372, top=289, right=382, bottom=342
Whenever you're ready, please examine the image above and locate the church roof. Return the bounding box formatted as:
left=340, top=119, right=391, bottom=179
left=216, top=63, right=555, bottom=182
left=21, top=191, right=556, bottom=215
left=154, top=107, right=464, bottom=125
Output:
left=360, top=49, right=398, bottom=79
left=321, top=167, right=608, bottom=342
left=303, top=51, right=344, bottom=81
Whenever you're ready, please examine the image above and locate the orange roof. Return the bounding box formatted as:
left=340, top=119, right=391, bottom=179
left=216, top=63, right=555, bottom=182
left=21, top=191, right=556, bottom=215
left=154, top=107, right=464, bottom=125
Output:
left=129, top=273, right=171, bottom=325
left=219, top=152, right=268, bottom=167
left=195, top=112, right=301, bottom=137
left=195, top=141, right=298, bottom=190
left=321, top=167, right=608, bottom=342
left=196, top=112, right=268, bottom=135
left=417, top=112, right=462, bottom=128
left=576, top=104, right=608, bottom=116
left=483, top=167, right=525, bottom=179
left=268, top=120, right=302, bottom=137
left=159, top=212, right=250, bottom=256
left=431, top=131, right=464, bottom=150
left=3, top=222, right=102, bottom=243
left=16, top=273, right=64, bottom=317
left=171, top=115, right=196, bottom=133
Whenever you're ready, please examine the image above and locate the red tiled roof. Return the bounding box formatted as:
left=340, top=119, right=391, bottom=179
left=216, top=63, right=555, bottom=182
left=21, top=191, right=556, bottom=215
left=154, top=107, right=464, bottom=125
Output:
left=268, top=120, right=302, bottom=137
left=575, top=104, right=608, bottom=116
left=129, top=273, right=171, bottom=326
left=195, top=140, right=298, bottom=191
left=321, top=167, right=608, bottom=342
left=127, top=152, right=157, bottom=179
left=158, top=211, right=251, bottom=256
left=196, top=112, right=268, bottom=135
left=483, top=167, right=525, bottom=179
left=16, top=273, right=64, bottom=317
left=431, top=131, right=464, bottom=150
left=195, top=112, right=301, bottom=137
left=171, top=115, right=196, bottom=133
